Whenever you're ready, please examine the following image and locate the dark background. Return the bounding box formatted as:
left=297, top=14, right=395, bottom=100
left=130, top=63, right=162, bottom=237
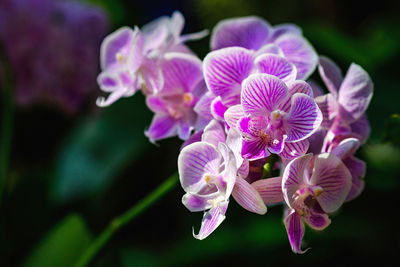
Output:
left=1, top=0, right=400, bottom=266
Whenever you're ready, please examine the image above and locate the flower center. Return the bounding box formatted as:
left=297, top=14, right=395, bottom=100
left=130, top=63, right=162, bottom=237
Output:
left=291, top=186, right=323, bottom=216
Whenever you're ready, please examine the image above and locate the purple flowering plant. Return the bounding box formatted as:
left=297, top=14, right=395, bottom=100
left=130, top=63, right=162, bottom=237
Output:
left=96, top=13, right=373, bottom=254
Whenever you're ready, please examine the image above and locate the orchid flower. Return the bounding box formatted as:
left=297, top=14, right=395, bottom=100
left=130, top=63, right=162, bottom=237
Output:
left=282, top=153, right=352, bottom=253
left=200, top=46, right=299, bottom=119
left=224, top=73, right=322, bottom=160
left=97, top=11, right=208, bottom=107
left=315, top=56, right=373, bottom=148
left=145, top=53, right=207, bottom=142
left=210, top=16, right=318, bottom=80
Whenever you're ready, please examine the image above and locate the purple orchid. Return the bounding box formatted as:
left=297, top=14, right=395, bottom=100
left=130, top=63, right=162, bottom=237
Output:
left=210, top=16, right=318, bottom=80
left=224, top=73, right=322, bottom=160
left=200, top=46, right=299, bottom=118
left=145, top=53, right=207, bottom=142
left=315, top=56, right=373, bottom=149
left=282, top=153, right=352, bottom=253
left=97, top=11, right=208, bottom=107
left=0, top=0, right=108, bottom=112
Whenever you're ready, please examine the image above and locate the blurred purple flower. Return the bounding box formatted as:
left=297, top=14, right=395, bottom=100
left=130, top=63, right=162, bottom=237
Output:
left=0, top=0, right=108, bottom=113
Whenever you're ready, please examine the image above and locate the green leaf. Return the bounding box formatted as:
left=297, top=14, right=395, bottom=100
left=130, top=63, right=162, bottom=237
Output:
left=52, top=96, right=152, bottom=203
left=22, top=214, right=92, bottom=267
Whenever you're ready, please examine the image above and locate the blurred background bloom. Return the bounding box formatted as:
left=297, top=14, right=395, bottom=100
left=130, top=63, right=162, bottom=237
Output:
left=0, top=0, right=108, bottom=113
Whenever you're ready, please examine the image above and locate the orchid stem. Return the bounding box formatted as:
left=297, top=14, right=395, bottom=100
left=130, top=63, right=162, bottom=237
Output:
left=74, top=172, right=179, bottom=267
left=0, top=48, right=14, bottom=205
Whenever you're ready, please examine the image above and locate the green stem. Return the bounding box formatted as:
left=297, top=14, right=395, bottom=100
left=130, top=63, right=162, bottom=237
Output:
left=0, top=50, right=14, bottom=204
left=74, top=172, right=179, bottom=267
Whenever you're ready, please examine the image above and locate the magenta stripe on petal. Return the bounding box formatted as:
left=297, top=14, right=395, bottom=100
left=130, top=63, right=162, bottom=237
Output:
left=203, top=47, right=254, bottom=100
left=254, top=54, right=297, bottom=83
left=232, top=178, right=267, bottom=214
left=252, top=177, right=284, bottom=204
left=193, top=203, right=228, bottom=240
left=284, top=93, right=322, bottom=142
left=284, top=209, right=307, bottom=254
left=241, top=74, right=289, bottom=116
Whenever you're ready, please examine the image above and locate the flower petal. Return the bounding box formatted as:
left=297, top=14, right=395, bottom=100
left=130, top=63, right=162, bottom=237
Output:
left=224, top=104, right=245, bottom=129
left=241, top=74, right=289, bottom=116
left=318, top=56, right=343, bottom=96
left=182, top=193, right=212, bottom=212
left=310, top=153, right=352, bottom=213
left=284, top=93, right=322, bottom=142
left=160, top=52, right=203, bottom=94
left=210, top=16, right=271, bottom=50
left=202, top=120, right=226, bottom=148
left=194, top=91, right=214, bottom=120
left=279, top=139, right=309, bottom=165
left=284, top=209, right=307, bottom=254
left=274, top=33, right=318, bottom=80
left=193, top=202, right=228, bottom=240
left=344, top=156, right=366, bottom=201
left=278, top=80, right=313, bottom=112
left=338, top=63, right=373, bottom=123
left=145, top=95, right=168, bottom=113
left=254, top=54, right=297, bottom=83
left=271, top=23, right=302, bottom=40
left=330, top=138, right=360, bottom=159
left=315, top=93, right=338, bottom=128
left=282, top=154, right=313, bottom=208
left=203, top=47, right=254, bottom=100
left=232, top=178, right=267, bottom=214
left=303, top=209, right=331, bottom=230
left=251, top=176, right=284, bottom=204
left=178, top=142, right=222, bottom=192
left=351, top=114, right=370, bottom=144
left=145, top=114, right=178, bottom=143
left=242, top=138, right=270, bottom=160
left=210, top=96, right=228, bottom=121
left=100, top=26, right=135, bottom=70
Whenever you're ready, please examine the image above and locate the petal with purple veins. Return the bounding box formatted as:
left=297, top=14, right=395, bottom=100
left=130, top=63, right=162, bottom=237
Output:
left=224, top=104, right=245, bottom=129
left=279, top=80, right=313, bottom=112
left=330, top=138, right=360, bottom=159
left=280, top=139, right=309, bottom=165
left=242, top=138, right=270, bottom=160
left=254, top=54, right=297, bottom=83
left=203, top=47, right=254, bottom=100
left=271, top=23, right=302, bottom=40
left=318, top=56, right=343, bottom=96
left=210, top=16, right=271, bottom=50
left=284, top=93, right=322, bottom=142
left=202, top=120, right=226, bottom=148
left=232, top=178, right=267, bottom=214
left=194, top=91, right=214, bottom=120
left=274, top=33, right=318, bottom=80
left=344, top=156, right=366, bottom=201
left=252, top=176, right=284, bottom=204
left=338, top=63, right=373, bottom=123
left=193, top=202, right=228, bottom=240
left=182, top=193, right=212, bottom=212
left=178, top=142, right=222, bottom=192
left=284, top=209, right=307, bottom=254
left=310, top=153, right=352, bottom=213
left=241, top=74, right=289, bottom=116
left=303, top=209, right=331, bottom=230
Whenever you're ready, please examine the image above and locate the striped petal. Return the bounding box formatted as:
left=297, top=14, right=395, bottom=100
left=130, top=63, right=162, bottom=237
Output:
left=202, top=120, right=226, bottom=148
left=254, top=54, right=297, bottom=83
left=210, top=16, right=271, bottom=50
left=242, top=138, right=270, bottom=160
left=274, top=33, right=318, bottom=80
left=203, top=47, right=254, bottom=101
left=224, top=104, right=245, bottom=129
left=178, top=142, right=221, bottom=192
left=284, top=93, right=322, bottom=142
left=279, top=139, right=309, bottom=165
left=338, top=63, right=373, bottom=123
left=310, top=153, right=352, bottom=213
left=241, top=74, right=289, bottom=116
left=232, top=178, right=267, bottom=214
left=344, top=156, right=366, bottom=201
left=284, top=209, right=307, bottom=254
left=193, top=202, right=228, bottom=240
left=279, top=80, right=313, bottom=112
left=251, top=176, right=284, bottom=204
left=318, top=56, right=343, bottom=97
left=282, top=154, right=313, bottom=208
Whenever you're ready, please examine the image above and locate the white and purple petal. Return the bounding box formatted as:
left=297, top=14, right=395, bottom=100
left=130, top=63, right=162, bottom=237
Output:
left=232, top=178, right=267, bottom=215
left=284, top=93, right=322, bottom=142
left=310, top=153, right=352, bottom=213
left=203, top=47, right=254, bottom=101
left=210, top=16, right=271, bottom=50
left=284, top=209, right=306, bottom=254
left=241, top=74, right=289, bottom=116
left=193, top=202, right=228, bottom=240
left=252, top=176, right=284, bottom=204
left=254, top=53, right=297, bottom=83
left=318, top=56, right=343, bottom=96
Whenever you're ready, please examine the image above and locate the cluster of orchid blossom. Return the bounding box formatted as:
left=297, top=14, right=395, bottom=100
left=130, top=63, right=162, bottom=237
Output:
left=97, top=12, right=373, bottom=253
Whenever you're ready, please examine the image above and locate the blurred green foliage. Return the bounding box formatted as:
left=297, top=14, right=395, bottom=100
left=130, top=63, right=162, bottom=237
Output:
left=1, top=0, right=400, bottom=266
